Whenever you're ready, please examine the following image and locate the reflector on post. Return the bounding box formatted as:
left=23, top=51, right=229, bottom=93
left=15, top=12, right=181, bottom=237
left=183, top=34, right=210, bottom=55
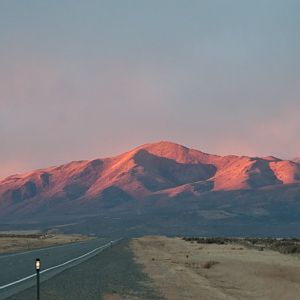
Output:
left=35, top=258, right=41, bottom=300
left=35, top=258, right=41, bottom=271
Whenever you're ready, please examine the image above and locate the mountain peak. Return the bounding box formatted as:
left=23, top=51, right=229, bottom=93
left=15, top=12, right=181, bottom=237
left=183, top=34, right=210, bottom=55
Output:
left=136, top=140, right=189, bottom=152
left=135, top=140, right=212, bottom=164
left=1, top=141, right=300, bottom=222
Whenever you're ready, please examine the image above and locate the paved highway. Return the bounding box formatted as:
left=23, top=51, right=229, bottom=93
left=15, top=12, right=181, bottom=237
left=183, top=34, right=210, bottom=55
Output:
left=0, top=238, right=116, bottom=300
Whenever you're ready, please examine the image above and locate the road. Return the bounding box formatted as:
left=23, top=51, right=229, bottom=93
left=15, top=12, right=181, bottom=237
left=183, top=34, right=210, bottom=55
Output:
left=0, top=238, right=115, bottom=300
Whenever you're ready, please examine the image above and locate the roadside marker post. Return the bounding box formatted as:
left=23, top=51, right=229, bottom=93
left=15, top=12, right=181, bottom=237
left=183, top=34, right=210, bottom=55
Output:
left=0, top=240, right=122, bottom=296
left=35, top=258, right=41, bottom=300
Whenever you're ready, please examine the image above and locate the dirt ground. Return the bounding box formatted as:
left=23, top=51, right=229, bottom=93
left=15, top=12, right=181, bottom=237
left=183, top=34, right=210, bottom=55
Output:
left=131, top=236, right=300, bottom=300
left=0, top=233, right=90, bottom=254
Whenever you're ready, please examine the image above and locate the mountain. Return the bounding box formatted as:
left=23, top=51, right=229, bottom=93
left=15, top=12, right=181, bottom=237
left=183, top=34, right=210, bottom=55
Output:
left=293, top=157, right=300, bottom=163
left=1, top=141, right=300, bottom=236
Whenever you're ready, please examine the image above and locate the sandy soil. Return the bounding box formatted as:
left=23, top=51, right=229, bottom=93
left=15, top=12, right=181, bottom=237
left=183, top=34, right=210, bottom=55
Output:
left=0, top=233, right=90, bottom=254
left=131, top=236, right=300, bottom=300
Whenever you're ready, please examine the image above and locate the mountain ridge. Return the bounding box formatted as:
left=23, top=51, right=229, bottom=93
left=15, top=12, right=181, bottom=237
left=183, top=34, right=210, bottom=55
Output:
left=1, top=141, right=300, bottom=226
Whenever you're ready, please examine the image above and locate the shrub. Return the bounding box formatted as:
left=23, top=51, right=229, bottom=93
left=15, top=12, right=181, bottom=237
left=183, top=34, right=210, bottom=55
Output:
left=203, top=261, right=219, bottom=269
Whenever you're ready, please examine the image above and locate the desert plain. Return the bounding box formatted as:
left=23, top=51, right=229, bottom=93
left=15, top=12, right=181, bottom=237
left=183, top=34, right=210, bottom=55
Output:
left=4, top=235, right=300, bottom=300
left=131, top=236, right=300, bottom=300
left=0, top=231, right=90, bottom=254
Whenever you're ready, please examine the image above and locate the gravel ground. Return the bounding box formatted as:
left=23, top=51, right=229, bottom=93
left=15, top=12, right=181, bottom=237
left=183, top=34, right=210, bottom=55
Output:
left=7, top=240, right=161, bottom=300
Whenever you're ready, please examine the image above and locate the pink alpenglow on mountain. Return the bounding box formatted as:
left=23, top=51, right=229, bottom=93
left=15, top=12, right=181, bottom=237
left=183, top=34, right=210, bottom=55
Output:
left=0, top=141, right=300, bottom=220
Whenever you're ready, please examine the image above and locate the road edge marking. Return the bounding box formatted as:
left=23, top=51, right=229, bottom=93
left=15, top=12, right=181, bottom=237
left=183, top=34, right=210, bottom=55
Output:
left=0, top=239, right=121, bottom=290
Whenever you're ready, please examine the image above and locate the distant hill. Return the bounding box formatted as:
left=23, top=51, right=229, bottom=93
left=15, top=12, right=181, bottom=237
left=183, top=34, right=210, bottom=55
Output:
left=1, top=141, right=300, bottom=236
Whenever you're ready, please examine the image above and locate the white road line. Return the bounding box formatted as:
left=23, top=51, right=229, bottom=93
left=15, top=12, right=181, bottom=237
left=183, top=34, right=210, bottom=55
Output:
left=0, top=240, right=119, bottom=291
left=0, top=274, right=36, bottom=291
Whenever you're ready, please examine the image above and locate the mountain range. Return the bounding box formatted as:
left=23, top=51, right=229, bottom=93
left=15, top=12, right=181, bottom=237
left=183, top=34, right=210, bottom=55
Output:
left=1, top=141, right=300, bottom=236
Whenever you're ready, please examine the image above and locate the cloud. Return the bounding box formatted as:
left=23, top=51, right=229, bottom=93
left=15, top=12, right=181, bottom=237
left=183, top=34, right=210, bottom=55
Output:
left=201, top=103, right=300, bottom=158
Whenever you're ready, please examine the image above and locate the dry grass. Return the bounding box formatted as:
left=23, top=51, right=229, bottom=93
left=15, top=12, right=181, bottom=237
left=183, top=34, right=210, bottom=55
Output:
left=131, top=236, right=300, bottom=300
left=202, top=260, right=219, bottom=269
left=0, top=232, right=91, bottom=254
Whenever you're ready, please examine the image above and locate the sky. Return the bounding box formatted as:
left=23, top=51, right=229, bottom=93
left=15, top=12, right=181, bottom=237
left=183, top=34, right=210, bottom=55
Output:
left=0, top=0, right=300, bottom=178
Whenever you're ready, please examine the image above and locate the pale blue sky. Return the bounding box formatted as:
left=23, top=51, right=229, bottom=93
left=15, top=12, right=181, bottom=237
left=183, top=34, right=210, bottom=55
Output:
left=0, top=0, right=300, bottom=177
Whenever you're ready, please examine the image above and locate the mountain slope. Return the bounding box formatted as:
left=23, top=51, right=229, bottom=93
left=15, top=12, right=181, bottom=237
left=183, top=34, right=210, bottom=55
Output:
left=0, top=141, right=300, bottom=224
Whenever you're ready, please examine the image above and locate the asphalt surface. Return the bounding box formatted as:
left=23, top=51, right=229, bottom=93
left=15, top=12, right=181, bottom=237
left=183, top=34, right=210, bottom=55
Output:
left=0, top=238, right=112, bottom=300
left=7, top=239, right=160, bottom=300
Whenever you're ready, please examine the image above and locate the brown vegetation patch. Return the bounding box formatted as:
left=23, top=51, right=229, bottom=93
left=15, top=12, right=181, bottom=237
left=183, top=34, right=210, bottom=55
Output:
left=202, top=260, right=219, bottom=269
left=0, top=232, right=91, bottom=253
